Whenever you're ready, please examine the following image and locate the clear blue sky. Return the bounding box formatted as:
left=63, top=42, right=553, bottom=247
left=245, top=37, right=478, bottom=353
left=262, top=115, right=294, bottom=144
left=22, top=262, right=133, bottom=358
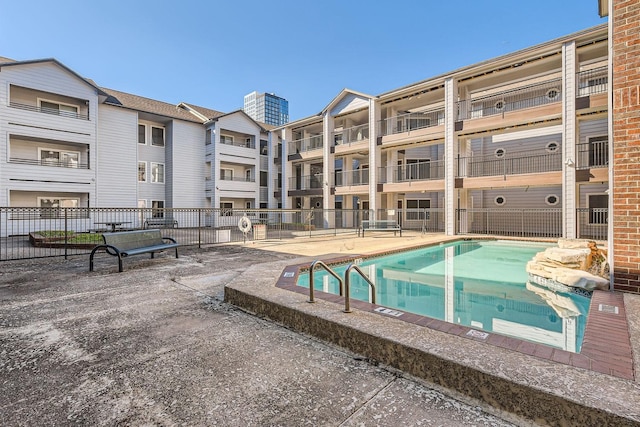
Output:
left=0, top=0, right=606, bottom=121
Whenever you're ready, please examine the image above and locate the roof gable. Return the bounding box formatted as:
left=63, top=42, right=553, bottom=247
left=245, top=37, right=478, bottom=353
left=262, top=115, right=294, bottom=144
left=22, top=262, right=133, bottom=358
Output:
left=0, top=58, right=99, bottom=92
left=322, top=88, right=374, bottom=116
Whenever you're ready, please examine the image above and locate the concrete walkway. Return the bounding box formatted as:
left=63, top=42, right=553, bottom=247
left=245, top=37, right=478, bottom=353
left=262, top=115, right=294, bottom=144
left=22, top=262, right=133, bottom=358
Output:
left=0, top=236, right=522, bottom=426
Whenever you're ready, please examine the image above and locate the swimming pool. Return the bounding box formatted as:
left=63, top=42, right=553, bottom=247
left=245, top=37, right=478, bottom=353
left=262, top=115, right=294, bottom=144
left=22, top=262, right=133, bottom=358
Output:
left=297, top=240, right=592, bottom=353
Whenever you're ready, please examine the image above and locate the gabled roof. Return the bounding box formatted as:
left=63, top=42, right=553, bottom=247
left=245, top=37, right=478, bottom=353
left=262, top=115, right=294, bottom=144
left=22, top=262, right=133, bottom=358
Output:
left=206, top=109, right=270, bottom=132
left=100, top=87, right=206, bottom=123
left=321, top=88, right=375, bottom=115
left=0, top=57, right=100, bottom=92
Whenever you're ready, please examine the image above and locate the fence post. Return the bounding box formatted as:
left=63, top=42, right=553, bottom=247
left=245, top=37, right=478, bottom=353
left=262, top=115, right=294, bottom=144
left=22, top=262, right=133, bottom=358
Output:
left=198, top=208, right=202, bottom=248
left=64, top=208, right=68, bottom=260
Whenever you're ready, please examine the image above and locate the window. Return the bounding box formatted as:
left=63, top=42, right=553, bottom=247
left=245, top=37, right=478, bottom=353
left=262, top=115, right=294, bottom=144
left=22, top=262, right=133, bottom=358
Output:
left=260, top=171, right=268, bottom=187
left=545, top=194, right=559, bottom=206
left=38, top=148, right=80, bottom=168
left=151, top=127, right=164, bottom=147
left=138, top=124, right=146, bottom=144
left=546, top=88, right=560, bottom=101
left=245, top=201, right=252, bottom=209
left=588, top=194, right=608, bottom=224
left=138, top=162, right=147, bottom=182
left=205, top=129, right=212, bottom=145
left=494, top=195, right=506, bottom=206
left=406, top=199, right=430, bottom=220
left=545, top=141, right=559, bottom=153
left=260, top=139, right=268, bottom=155
left=38, top=99, right=78, bottom=118
left=245, top=137, right=252, bottom=148
left=221, top=202, right=233, bottom=216
left=150, top=163, right=164, bottom=183
left=221, top=135, right=234, bottom=145
left=245, top=170, right=252, bottom=182
left=152, top=200, right=164, bottom=218
left=220, top=169, right=233, bottom=181
left=38, top=197, right=80, bottom=218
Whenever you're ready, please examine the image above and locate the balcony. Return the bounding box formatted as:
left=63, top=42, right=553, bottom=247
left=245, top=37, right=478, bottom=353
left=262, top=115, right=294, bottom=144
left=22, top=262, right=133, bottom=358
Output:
left=576, top=138, right=608, bottom=170
left=288, top=134, right=323, bottom=155
left=379, top=160, right=445, bottom=183
left=457, top=148, right=562, bottom=178
left=9, top=101, right=90, bottom=120
left=379, top=108, right=444, bottom=136
left=577, top=66, right=608, bottom=97
left=335, top=169, right=369, bottom=187
left=288, top=174, right=324, bottom=194
left=332, top=124, right=369, bottom=146
left=576, top=208, right=608, bottom=241
left=220, top=136, right=255, bottom=149
left=457, top=78, right=562, bottom=121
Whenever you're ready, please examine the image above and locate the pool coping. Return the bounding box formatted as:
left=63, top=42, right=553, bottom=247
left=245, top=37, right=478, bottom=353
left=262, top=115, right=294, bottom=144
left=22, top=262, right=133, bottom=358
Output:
left=224, top=237, right=640, bottom=425
left=275, top=240, right=634, bottom=380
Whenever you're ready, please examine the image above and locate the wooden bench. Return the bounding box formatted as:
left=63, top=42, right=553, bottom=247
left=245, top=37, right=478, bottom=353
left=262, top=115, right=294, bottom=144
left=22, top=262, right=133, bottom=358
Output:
left=89, top=229, right=179, bottom=272
left=143, top=217, right=178, bottom=229
left=358, top=220, right=402, bottom=237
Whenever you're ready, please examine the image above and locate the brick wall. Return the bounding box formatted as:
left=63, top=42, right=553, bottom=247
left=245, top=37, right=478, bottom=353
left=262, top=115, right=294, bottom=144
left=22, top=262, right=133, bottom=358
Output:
left=612, top=0, right=640, bottom=293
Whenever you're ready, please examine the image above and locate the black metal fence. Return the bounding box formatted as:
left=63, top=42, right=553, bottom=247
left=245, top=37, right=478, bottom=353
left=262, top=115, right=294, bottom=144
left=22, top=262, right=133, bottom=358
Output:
left=0, top=207, right=368, bottom=261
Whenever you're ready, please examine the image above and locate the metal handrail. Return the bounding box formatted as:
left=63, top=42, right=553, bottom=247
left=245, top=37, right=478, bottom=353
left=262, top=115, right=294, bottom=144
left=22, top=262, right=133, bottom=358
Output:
left=344, top=263, right=376, bottom=313
left=308, top=260, right=343, bottom=303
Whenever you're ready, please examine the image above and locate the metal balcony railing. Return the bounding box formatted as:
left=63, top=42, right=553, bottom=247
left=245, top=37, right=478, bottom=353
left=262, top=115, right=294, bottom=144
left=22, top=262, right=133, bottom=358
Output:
left=219, top=138, right=255, bottom=149
left=9, top=101, right=89, bottom=120
left=332, top=124, right=369, bottom=146
left=576, top=66, right=608, bottom=97
left=288, top=134, right=323, bottom=154
left=457, top=148, right=562, bottom=178
left=378, top=108, right=445, bottom=136
left=457, top=78, right=563, bottom=121
left=456, top=208, right=563, bottom=238
left=219, top=176, right=255, bottom=182
left=9, top=157, right=90, bottom=169
left=576, top=139, right=608, bottom=170
left=334, top=169, right=369, bottom=187
left=576, top=208, right=608, bottom=241
left=288, top=174, right=324, bottom=190
left=378, top=159, right=445, bottom=183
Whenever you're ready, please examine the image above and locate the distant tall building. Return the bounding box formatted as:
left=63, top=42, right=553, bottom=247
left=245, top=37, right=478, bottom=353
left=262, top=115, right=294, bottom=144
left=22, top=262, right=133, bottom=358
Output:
left=243, top=91, right=289, bottom=126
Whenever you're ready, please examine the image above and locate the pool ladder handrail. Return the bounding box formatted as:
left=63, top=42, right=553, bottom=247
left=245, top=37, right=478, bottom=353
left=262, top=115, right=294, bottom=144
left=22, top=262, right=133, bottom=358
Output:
left=344, top=263, right=376, bottom=313
left=308, top=260, right=376, bottom=313
left=308, top=260, right=343, bottom=303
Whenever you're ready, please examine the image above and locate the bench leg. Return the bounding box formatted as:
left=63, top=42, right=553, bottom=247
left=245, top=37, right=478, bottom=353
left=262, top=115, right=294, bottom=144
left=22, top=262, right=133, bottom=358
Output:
left=117, top=254, right=123, bottom=273
left=175, top=248, right=179, bottom=258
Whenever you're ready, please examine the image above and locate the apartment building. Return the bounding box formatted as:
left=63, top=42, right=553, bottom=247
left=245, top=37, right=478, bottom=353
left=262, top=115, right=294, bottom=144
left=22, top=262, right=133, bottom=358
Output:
left=0, top=57, right=273, bottom=234
left=243, top=91, right=289, bottom=126
left=275, top=24, right=609, bottom=240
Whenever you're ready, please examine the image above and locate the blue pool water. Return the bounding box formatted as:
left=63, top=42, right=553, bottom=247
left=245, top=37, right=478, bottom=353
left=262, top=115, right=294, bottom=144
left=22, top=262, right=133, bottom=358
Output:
left=297, top=240, right=592, bottom=353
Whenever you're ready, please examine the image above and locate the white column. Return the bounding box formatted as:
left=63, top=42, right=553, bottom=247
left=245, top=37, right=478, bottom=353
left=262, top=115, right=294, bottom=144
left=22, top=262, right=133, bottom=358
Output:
left=444, top=77, right=458, bottom=235
left=369, top=99, right=381, bottom=219
left=282, top=128, right=293, bottom=209
left=323, top=113, right=335, bottom=227
left=562, top=41, right=577, bottom=239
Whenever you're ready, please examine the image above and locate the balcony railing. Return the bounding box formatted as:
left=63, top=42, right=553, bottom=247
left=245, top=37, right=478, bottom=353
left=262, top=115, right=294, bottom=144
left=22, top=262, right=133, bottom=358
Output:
left=288, top=174, right=324, bottom=190
left=456, top=208, right=562, bottom=238
left=333, top=124, right=369, bottom=146
left=576, top=208, right=608, bottom=241
left=457, top=78, right=563, bottom=121
left=9, top=101, right=89, bottom=120
left=334, top=169, right=369, bottom=187
left=288, top=134, right=323, bottom=154
left=220, top=138, right=255, bottom=149
left=9, top=157, right=90, bottom=169
left=576, top=139, right=608, bottom=170
left=457, top=148, right=562, bottom=178
left=378, top=108, right=445, bottom=136
left=577, top=66, right=608, bottom=97
left=219, top=176, right=255, bottom=182
left=378, top=160, right=445, bottom=183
